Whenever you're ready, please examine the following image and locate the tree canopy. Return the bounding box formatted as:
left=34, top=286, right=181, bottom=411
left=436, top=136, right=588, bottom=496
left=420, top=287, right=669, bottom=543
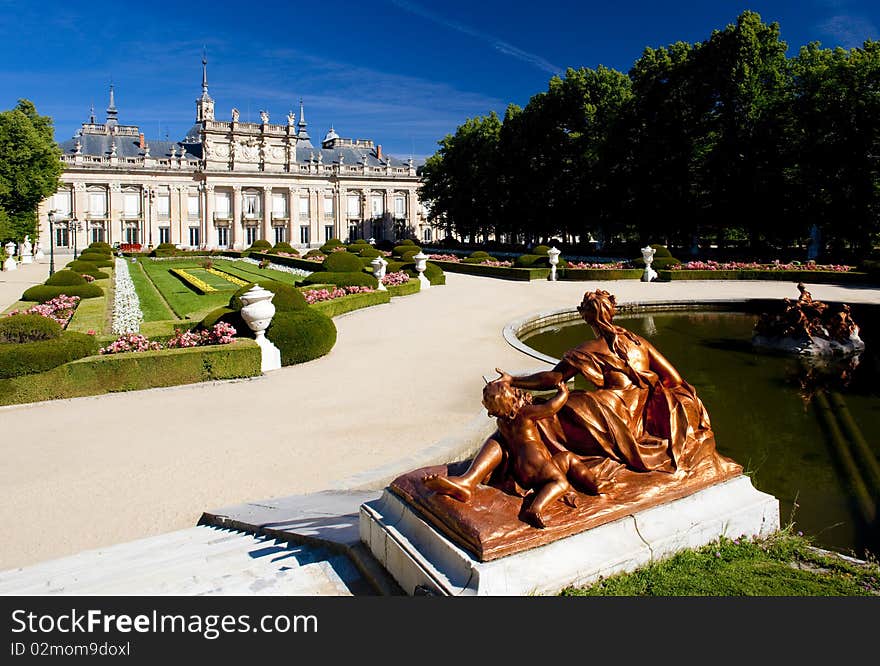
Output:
left=419, top=11, right=880, bottom=259
left=0, top=99, right=63, bottom=242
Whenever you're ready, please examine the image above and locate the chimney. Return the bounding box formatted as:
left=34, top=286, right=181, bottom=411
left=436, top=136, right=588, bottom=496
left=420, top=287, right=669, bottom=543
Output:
left=377, top=144, right=383, bottom=160
left=139, top=133, right=145, bottom=149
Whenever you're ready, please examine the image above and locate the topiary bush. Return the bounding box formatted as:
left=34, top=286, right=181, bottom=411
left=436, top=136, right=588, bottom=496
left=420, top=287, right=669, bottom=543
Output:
left=359, top=247, right=381, bottom=258
left=46, top=270, right=87, bottom=287
left=399, top=239, right=416, bottom=246
left=393, top=244, right=421, bottom=258
left=0, top=331, right=100, bottom=378
left=247, top=240, right=273, bottom=252
left=322, top=251, right=365, bottom=273
left=266, top=309, right=337, bottom=366
left=199, top=306, right=246, bottom=333
left=76, top=253, right=113, bottom=267
left=88, top=242, right=112, bottom=252
left=469, top=251, right=490, bottom=259
left=320, top=238, right=344, bottom=254
left=0, top=314, right=62, bottom=343
left=301, top=272, right=379, bottom=288
left=21, top=284, right=104, bottom=303
left=305, top=249, right=325, bottom=258
left=271, top=242, right=298, bottom=255
left=531, top=245, right=551, bottom=256
left=633, top=244, right=680, bottom=269
left=401, top=250, right=420, bottom=263
left=515, top=254, right=545, bottom=268
left=228, top=281, right=308, bottom=312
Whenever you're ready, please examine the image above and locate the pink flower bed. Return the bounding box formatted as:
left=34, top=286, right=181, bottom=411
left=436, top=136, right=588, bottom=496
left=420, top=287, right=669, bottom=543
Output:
left=567, top=261, right=628, bottom=270
left=81, top=274, right=96, bottom=282
left=381, top=271, right=410, bottom=286
left=428, top=254, right=461, bottom=262
left=302, top=255, right=326, bottom=262
left=7, top=295, right=81, bottom=327
left=99, top=323, right=237, bottom=355
left=671, top=260, right=853, bottom=272
left=482, top=260, right=513, bottom=267
left=302, top=286, right=375, bottom=304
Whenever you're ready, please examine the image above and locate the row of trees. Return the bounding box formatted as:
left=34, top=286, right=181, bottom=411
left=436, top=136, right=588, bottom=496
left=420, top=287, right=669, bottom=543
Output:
left=419, top=12, right=880, bottom=259
left=0, top=100, right=62, bottom=244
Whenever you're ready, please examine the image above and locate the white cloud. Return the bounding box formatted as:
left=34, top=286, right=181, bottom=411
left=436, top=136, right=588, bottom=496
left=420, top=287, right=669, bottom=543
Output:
left=819, top=14, right=879, bottom=47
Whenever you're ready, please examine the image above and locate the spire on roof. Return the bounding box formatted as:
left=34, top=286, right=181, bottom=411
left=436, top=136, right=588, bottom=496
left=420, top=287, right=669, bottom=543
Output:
left=296, top=98, right=311, bottom=141
left=201, top=48, right=210, bottom=100
left=89, top=101, right=96, bottom=124
left=106, top=84, right=118, bottom=126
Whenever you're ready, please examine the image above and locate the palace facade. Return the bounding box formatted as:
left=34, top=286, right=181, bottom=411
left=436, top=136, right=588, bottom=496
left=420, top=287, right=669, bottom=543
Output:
left=37, top=59, right=428, bottom=253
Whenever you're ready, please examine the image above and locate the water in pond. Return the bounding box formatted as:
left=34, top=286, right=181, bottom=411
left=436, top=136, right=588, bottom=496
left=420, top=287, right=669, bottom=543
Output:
left=521, top=305, right=880, bottom=558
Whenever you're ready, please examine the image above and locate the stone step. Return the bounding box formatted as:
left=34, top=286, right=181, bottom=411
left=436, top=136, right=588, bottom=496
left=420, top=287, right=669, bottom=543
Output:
left=0, top=526, right=362, bottom=596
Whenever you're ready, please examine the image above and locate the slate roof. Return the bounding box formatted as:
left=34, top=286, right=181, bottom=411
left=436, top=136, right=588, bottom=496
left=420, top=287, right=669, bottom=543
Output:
left=59, top=133, right=199, bottom=163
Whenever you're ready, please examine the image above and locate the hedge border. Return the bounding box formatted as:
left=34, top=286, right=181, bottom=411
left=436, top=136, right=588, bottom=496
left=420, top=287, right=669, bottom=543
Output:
left=308, top=290, right=391, bottom=317
left=657, top=269, right=873, bottom=284
left=428, top=260, right=548, bottom=281
left=0, top=339, right=261, bottom=406
left=386, top=278, right=421, bottom=297
left=249, top=251, right=321, bottom=272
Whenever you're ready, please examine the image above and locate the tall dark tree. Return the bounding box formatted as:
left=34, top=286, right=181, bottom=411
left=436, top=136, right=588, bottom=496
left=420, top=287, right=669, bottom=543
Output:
left=0, top=99, right=63, bottom=241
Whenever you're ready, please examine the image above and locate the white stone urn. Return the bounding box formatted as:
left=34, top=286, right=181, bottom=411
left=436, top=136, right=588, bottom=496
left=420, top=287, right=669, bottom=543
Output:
left=641, top=246, right=657, bottom=283
left=413, top=251, right=430, bottom=289
left=239, top=285, right=281, bottom=371
left=370, top=256, right=388, bottom=291
left=20, top=235, right=33, bottom=264
left=4, top=241, right=17, bottom=272
left=548, top=246, right=561, bottom=282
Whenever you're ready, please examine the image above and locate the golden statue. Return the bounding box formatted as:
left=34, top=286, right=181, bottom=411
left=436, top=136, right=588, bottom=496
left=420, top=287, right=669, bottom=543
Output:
left=392, top=289, right=741, bottom=560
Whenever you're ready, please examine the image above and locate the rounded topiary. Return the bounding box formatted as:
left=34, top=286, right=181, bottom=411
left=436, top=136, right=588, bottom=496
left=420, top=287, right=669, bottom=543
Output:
left=0, top=313, right=63, bottom=343
left=633, top=245, right=679, bottom=269
left=401, top=250, right=421, bottom=263
left=469, top=251, right=490, bottom=259
left=76, top=253, right=113, bottom=267
left=399, top=239, right=416, bottom=246
left=305, top=249, right=325, bottom=258
left=266, top=309, right=337, bottom=366
left=322, top=251, right=365, bottom=273
left=0, top=331, right=100, bottom=379
left=514, top=254, right=545, bottom=268
left=247, top=240, right=273, bottom=252
left=393, top=244, right=422, bottom=258
left=45, top=270, right=87, bottom=287
left=650, top=244, right=673, bottom=258
left=319, top=238, right=344, bottom=254
left=359, top=247, right=381, bottom=258
left=88, top=242, right=112, bottom=252
left=302, top=272, right=379, bottom=288
left=65, top=261, right=109, bottom=279
left=79, top=249, right=112, bottom=259
left=200, top=306, right=246, bottom=332
left=531, top=245, right=551, bottom=256
left=271, top=242, right=298, bottom=255
left=155, top=243, right=176, bottom=251
left=228, top=281, right=308, bottom=312
left=21, top=284, right=104, bottom=303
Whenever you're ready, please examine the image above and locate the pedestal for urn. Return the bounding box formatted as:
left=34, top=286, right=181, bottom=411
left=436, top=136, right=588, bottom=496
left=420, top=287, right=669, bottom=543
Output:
left=413, top=252, right=430, bottom=290
left=4, top=242, right=17, bottom=272
left=20, top=236, right=33, bottom=265
left=34, top=243, right=44, bottom=260
left=371, top=256, right=388, bottom=292
left=239, top=285, right=281, bottom=372
left=548, top=247, right=561, bottom=281
left=641, top=246, right=658, bottom=282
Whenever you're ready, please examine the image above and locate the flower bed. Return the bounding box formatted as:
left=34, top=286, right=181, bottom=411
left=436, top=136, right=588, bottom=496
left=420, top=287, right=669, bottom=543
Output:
left=112, top=257, right=144, bottom=334
left=658, top=269, right=871, bottom=284
left=428, top=259, right=549, bottom=281
left=6, top=295, right=81, bottom=328
left=99, top=322, right=237, bottom=354
left=381, top=271, right=411, bottom=286
left=170, top=268, right=216, bottom=293
left=306, top=289, right=391, bottom=318
left=671, top=260, right=853, bottom=272
left=301, top=285, right=375, bottom=304
left=237, top=256, right=312, bottom=278
left=567, top=261, right=628, bottom=270
left=118, top=243, right=142, bottom=253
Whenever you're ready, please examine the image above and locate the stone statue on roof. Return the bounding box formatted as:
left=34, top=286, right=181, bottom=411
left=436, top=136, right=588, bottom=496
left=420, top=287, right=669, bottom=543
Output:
left=231, top=108, right=239, bottom=122
left=260, top=110, right=269, bottom=124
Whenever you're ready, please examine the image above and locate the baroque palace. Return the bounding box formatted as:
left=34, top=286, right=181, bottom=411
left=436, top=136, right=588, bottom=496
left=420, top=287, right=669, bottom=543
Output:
left=37, top=58, right=427, bottom=252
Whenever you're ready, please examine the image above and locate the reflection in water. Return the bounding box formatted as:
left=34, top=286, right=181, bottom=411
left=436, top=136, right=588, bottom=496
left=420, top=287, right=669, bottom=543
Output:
left=522, top=307, right=879, bottom=558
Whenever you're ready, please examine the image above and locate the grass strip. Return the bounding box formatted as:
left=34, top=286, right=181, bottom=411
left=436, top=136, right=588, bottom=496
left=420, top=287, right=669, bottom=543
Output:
left=129, top=260, right=175, bottom=322
left=213, top=259, right=302, bottom=286
left=140, top=260, right=231, bottom=320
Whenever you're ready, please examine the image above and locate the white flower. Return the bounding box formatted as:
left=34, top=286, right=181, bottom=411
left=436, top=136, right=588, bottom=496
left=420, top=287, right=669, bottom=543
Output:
left=111, top=258, right=145, bottom=334
left=237, top=257, right=312, bottom=278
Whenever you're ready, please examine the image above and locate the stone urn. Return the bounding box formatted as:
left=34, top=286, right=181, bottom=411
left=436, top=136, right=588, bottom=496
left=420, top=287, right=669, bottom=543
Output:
left=548, top=246, right=561, bottom=282
left=20, top=235, right=33, bottom=264
left=371, top=256, right=388, bottom=291
left=239, top=285, right=281, bottom=371
left=34, top=242, right=44, bottom=260
left=640, top=246, right=657, bottom=283
left=413, top=251, right=430, bottom=289
left=4, top=241, right=17, bottom=272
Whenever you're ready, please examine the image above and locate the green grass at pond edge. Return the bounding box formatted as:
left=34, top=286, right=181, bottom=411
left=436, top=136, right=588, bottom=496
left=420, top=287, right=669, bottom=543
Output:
left=563, top=531, right=879, bottom=596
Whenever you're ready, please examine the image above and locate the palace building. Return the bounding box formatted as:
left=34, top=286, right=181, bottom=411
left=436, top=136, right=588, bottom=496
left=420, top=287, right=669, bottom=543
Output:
left=38, top=58, right=428, bottom=253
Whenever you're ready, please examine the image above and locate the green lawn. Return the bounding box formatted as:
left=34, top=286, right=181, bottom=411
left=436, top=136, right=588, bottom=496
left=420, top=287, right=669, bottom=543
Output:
left=138, top=259, right=234, bottom=320
left=184, top=267, right=240, bottom=291
left=128, top=261, right=176, bottom=322
left=212, top=259, right=304, bottom=286
left=562, top=531, right=879, bottom=596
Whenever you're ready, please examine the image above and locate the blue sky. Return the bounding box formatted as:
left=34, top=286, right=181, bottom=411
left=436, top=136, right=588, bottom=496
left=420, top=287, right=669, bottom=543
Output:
left=0, top=0, right=877, bottom=160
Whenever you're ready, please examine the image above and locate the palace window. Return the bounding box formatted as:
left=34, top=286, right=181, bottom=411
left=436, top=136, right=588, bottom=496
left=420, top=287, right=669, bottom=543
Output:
left=324, top=225, right=334, bottom=242
left=422, top=227, right=432, bottom=242
left=243, top=192, right=260, bottom=219
left=299, top=226, right=310, bottom=245
left=53, top=190, right=71, bottom=219
left=158, top=227, right=170, bottom=244
left=394, top=196, right=406, bottom=218
left=90, top=224, right=106, bottom=244
left=214, top=192, right=230, bottom=218
left=88, top=191, right=107, bottom=218
left=299, top=196, right=309, bottom=221
left=55, top=227, right=69, bottom=247
left=371, top=194, right=384, bottom=218
left=216, top=227, right=229, bottom=248
left=157, top=194, right=170, bottom=218
left=189, top=227, right=200, bottom=247
left=123, top=192, right=140, bottom=218
left=187, top=193, right=200, bottom=219
left=323, top=196, right=334, bottom=218
left=347, top=195, right=360, bottom=219
left=245, top=227, right=258, bottom=246
left=274, top=226, right=287, bottom=244
left=125, top=226, right=139, bottom=245
left=272, top=193, right=288, bottom=219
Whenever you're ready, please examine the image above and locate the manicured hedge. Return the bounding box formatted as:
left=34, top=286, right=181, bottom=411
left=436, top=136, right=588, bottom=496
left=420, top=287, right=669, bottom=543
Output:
left=88, top=242, right=112, bottom=252
left=308, top=290, right=391, bottom=317
left=246, top=240, right=273, bottom=253
left=66, top=261, right=109, bottom=279
left=46, top=270, right=87, bottom=286
left=561, top=268, right=643, bottom=281
left=21, top=284, right=104, bottom=303
left=270, top=242, right=298, bottom=255
left=359, top=247, right=381, bottom=258
left=301, top=272, right=379, bottom=288
left=656, top=269, right=872, bottom=284
left=0, top=314, right=62, bottom=343
left=266, top=310, right=337, bottom=366
left=0, top=339, right=261, bottom=406
left=386, top=278, right=420, bottom=297
left=249, top=251, right=320, bottom=272
left=76, top=254, right=113, bottom=267
left=228, top=280, right=309, bottom=311
left=0, top=331, right=100, bottom=378
left=393, top=244, right=421, bottom=258
left=429, top=260, right=546, bottom=281
left=323, top=251, right=364, bottom=272
left=319, top=239, right=344, bottom=254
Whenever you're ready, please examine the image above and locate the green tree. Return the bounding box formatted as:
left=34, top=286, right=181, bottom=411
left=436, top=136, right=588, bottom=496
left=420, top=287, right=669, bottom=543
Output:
left=0, top=99, right=62, bottom=242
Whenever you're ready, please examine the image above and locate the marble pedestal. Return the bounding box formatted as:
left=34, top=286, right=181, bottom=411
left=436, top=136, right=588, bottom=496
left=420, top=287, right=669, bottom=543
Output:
left=360, top=475, right=779, bottom=596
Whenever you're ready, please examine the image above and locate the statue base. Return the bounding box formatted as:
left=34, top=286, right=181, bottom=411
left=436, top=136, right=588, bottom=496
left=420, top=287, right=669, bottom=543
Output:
left=254, top=334, right=281, bottom=372
left=752, top=333, right=865, bottom=357
left=21, top=254, right=33, bottom=264
left=3, top=258, right=17, bottom=271
left=360, top=474, right=779, bottom=595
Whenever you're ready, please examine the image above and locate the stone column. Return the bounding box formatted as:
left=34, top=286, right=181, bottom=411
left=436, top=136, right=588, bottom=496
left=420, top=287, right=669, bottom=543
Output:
left=262, top=186, right=272, bottom=242
left=408, top=189, right=418, bottom=240
left=336, top=187, right=344, bottom=241
left=287, top=187, right=297, bottom=246
left=384, top=188, right=393, bottom=242
left=179, top=185, right=189, bottom=246
left=309, top=187, right=319, bottom=248
left=204, top=184, right=215, bottom=248
left=73, top=183, right=87, bottom=244
left=232, top=185, right=243, bottom=250
left=108, top=183, right=121, bottom=245
left=147, top=186, right=158, bottom=248
left=361, top=189, right=369, bottom=241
